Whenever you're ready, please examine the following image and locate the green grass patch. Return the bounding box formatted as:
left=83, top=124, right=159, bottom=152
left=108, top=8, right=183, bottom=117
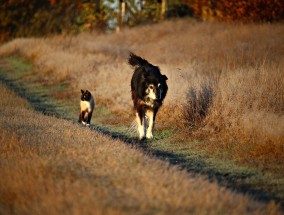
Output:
left=6, top=56, right=32, bottom=77
left=0, top=57, right=74, bottom=120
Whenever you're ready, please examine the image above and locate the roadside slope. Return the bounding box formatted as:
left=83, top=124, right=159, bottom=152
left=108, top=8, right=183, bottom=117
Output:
left=0, top=81, right=281, bottom=214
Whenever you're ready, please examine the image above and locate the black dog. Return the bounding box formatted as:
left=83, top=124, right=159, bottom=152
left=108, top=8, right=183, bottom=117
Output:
left=79, top=89, right=95, bottom=126
left=128, top=52, right=168, bottom=140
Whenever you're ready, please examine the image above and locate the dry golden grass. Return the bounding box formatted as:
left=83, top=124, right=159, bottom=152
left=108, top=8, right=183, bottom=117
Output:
left=0, top=19, right=283, bottom=174
left=1, top=82, right=281, bottom=214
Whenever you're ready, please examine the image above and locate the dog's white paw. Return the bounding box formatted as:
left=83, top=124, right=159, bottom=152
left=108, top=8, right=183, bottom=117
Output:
left=146, top=132, right=153, bottom=139
left=139, top=134, right=145, bottom=140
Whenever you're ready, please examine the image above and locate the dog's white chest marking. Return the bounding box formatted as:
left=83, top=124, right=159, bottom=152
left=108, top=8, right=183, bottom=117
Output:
left=145, top=98, right=155, bottom=108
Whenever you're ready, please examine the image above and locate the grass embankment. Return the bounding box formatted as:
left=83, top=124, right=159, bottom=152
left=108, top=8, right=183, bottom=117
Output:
left=1, top=76, right=282, bottom=214
left=0, top=19, right=283, bottom=208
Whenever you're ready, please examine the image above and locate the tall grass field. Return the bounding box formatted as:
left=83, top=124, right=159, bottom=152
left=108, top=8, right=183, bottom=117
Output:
left=0, top=18, right=283, bottom=213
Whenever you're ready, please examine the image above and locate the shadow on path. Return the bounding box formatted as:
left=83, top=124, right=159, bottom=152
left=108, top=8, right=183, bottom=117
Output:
left=0, top=72, right=70, bottom=120
left=90, top=125, right=283, bottom=209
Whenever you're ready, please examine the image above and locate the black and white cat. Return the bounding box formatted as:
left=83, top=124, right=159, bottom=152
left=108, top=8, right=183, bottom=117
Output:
left=79, top=89, right=95, bottom=126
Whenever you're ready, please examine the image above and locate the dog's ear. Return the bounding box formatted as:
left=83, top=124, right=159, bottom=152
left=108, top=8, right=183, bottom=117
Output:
left=81, top=89, right=84, bottom=94
left=162, top=75, right=168, bottom=81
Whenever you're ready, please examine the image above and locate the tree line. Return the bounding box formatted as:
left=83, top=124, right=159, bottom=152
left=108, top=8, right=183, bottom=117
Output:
left=1, top=0, right=283, bottom=42
left=186, top=0, right=284, bottom=22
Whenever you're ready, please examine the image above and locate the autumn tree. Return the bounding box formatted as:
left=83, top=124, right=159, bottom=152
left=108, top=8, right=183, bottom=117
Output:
left=184, top=0, right=284, bottom=22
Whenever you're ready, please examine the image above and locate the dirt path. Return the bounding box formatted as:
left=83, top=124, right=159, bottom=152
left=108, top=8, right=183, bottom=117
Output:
left=0, top=65, right=283, bottom=210
left=0, top=59, right=280, bottom=214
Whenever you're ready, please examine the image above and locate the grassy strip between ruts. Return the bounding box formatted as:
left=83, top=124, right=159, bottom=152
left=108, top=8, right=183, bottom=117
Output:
left=0, top=56, right=283, bottom=210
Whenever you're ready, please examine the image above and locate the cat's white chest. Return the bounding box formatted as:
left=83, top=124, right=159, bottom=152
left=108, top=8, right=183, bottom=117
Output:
left=81, top=98, right=94, bottom=112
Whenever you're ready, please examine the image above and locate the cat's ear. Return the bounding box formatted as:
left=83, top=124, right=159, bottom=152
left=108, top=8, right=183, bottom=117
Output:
left=81, top=89, right=84, bottom=94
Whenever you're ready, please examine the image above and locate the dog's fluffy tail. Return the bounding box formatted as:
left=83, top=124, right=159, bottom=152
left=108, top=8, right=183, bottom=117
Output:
left=128, top=52, right=149, bottom=68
